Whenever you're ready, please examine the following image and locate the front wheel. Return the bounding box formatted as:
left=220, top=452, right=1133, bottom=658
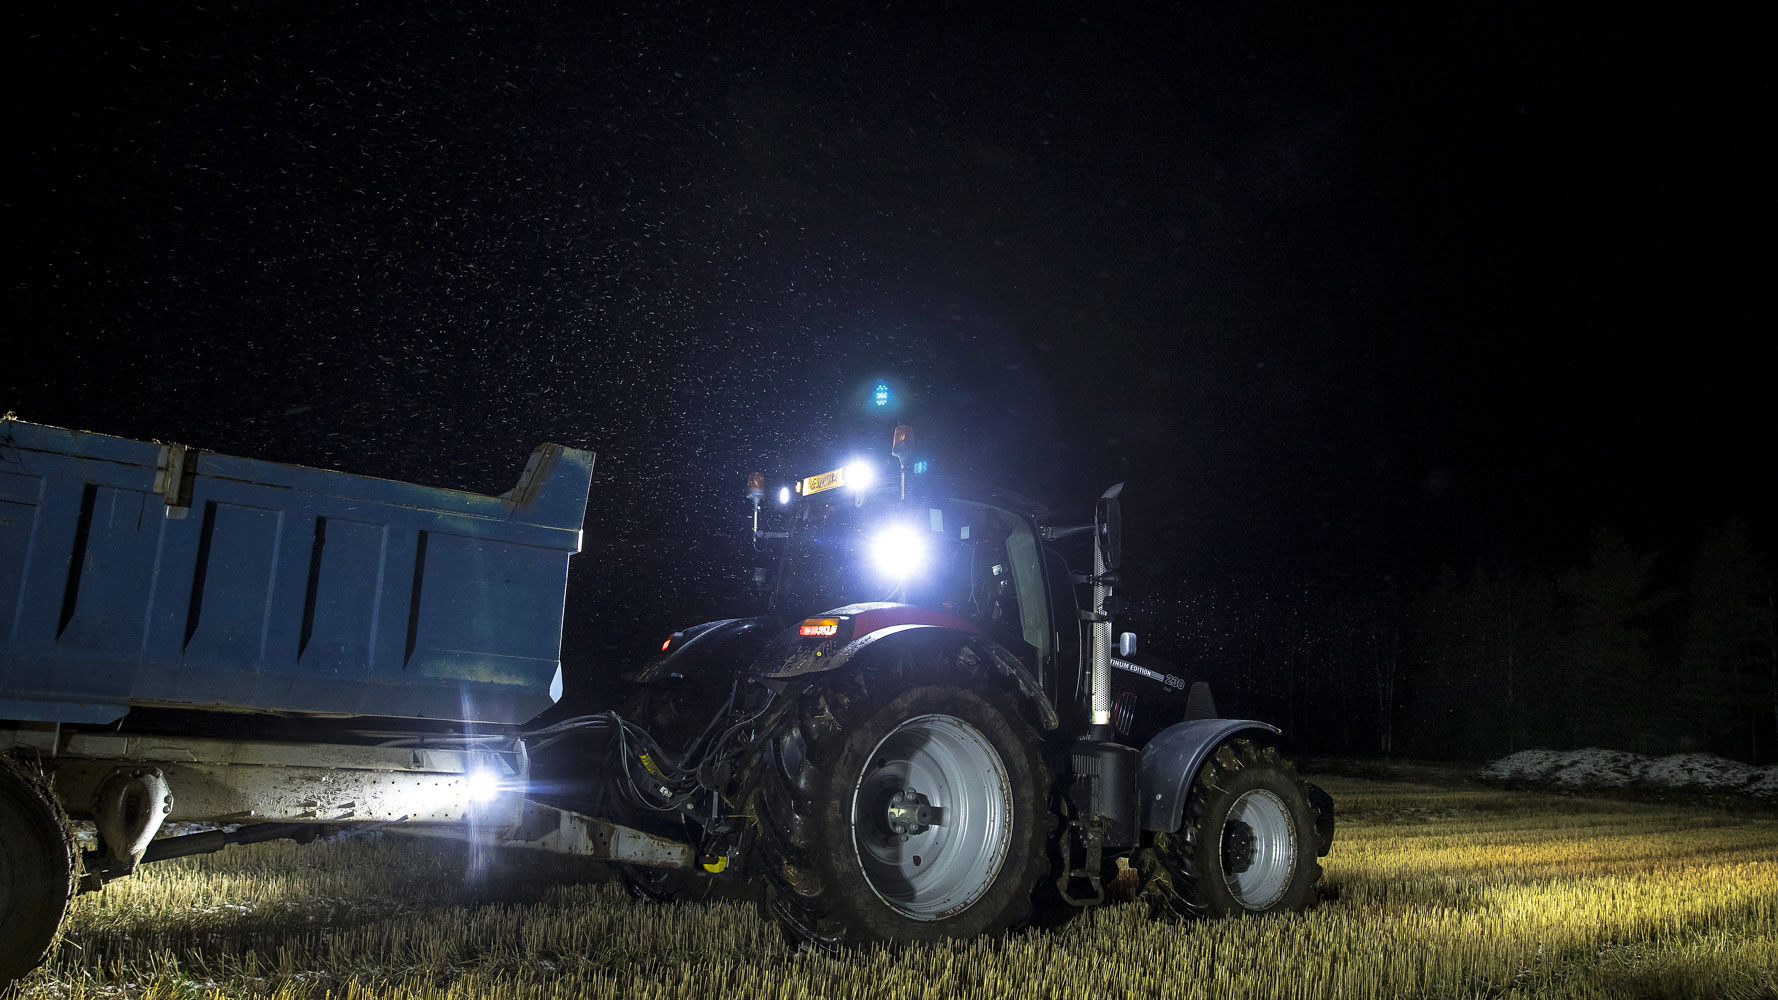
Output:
left=1149, top=739, right=1322, bottom=917
left=751, top=674, right=1056, bottom=947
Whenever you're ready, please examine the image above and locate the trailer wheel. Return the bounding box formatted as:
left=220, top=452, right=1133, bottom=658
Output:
left=1150, top=739, right=1321, bottom=918
left=751, top=670, right=1056, bottom=948
left=1, top=757, right=78, bottom=986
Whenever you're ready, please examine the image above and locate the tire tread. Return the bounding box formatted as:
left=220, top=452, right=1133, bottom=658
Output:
left=0, top=755, right=78, bottom=987
left=747, top=652, right=1057, bottom=949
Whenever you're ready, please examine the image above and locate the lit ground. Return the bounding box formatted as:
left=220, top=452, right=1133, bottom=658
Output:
left=11, top=776, right=1776, bottom=1000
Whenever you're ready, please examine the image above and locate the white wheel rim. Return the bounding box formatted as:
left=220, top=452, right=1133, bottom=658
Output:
left=1220, top=787, right=1298, bottom=910
left=850, top=713, right=1013, bottom=920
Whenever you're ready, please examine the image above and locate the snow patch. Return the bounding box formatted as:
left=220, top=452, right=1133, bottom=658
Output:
left=1483, top=748, right=1778, bottom=802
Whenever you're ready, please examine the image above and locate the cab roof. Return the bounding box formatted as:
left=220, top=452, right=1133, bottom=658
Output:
left=829, top=475, right=1053, bottom=523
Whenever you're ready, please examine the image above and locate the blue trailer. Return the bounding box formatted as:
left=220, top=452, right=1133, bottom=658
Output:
left=1, top=417, right=590, bottom=726
left=0, top=417, right=692, bottom=984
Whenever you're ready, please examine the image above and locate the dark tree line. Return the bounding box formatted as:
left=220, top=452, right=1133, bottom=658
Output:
left=1137, top=521, right=1777, bottom=764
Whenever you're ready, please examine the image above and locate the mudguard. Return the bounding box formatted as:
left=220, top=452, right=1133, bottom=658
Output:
left=628, top=617, right=773, bottom=684
left=1306, top=781, right=1336, bottom=856
left=749, top=603, right=1059, bottom=731
left=1138, top=718, right=1281, bottom=832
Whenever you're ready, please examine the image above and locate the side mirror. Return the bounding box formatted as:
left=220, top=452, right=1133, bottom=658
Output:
left=1094, top=483, right=1124, bottom=572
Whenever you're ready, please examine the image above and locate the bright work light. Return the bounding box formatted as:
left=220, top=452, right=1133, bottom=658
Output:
left=846, top=459, right=876, bottom=491
left=778, top=486, right=791, bottom=505
left=467, top=768, right=502, bottom=804
left=868, top=523, right=928, bottom=580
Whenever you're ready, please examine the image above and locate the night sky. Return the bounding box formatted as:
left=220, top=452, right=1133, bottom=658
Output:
left=7, top=4, right=1770, bottom=694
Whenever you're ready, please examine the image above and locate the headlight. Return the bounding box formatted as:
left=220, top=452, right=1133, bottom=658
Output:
left=868, top=523, right=928, bottom=580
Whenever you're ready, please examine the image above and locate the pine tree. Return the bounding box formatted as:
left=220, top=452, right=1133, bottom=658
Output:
left=1681, top=521, right=1767, bottom=759
left=1558, top=528, right=1665, bottom=751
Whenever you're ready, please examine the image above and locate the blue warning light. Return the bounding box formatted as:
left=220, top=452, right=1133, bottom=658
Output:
left=912, top=460, right=929, bottom=474
left=873, top=382, right=891, bottom=407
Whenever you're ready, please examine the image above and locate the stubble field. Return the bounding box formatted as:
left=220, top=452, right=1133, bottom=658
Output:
left=9, top=775, right=1776, bottom=1000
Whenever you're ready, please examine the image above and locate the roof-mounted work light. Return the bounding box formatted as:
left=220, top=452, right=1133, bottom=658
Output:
left=845, top=459, right=876, bottom=492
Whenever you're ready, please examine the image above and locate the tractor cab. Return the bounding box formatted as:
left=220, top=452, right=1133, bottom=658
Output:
left=768, top=479, right=1054, bottom=673
left=738, top=432, right=1106, bottom=727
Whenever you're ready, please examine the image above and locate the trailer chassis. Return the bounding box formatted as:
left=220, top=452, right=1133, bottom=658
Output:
left=1, top=724, right=696, bottom=890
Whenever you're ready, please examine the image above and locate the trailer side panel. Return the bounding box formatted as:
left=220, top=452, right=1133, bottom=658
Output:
left=0, top=419, right=592, bottom=725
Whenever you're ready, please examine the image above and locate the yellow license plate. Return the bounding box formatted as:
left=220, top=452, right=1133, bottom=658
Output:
left=802, top=467, right=845, bottom=495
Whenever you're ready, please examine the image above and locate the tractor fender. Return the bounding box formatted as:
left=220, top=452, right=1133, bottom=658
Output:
left=628, top=617, right=772, bottom=683
left=1138, top=718, right=1281, bottom=832
left=751, top=608, right=1059, bottom=731
left=959, top=633, right=1059, bottom=730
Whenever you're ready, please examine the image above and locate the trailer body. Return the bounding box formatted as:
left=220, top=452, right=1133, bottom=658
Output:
left=0, top=418, right=591, bottom=726
left=0, top=417, right=645, bottom=983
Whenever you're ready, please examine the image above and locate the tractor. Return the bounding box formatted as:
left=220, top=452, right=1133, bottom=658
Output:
left=596, top=425, right=1334, bottom=946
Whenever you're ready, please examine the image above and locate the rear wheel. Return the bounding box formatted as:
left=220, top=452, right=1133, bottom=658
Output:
left=1148, top=739, right=1321, bottom=917
left=751, top=669, right=1056, bottom=947
left=1, top=757, right=78, bottom=986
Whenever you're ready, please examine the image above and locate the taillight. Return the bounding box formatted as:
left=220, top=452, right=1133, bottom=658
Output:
left=660, top=637, right=672, bottom=652
left=798, top=617, right=842, bottom=638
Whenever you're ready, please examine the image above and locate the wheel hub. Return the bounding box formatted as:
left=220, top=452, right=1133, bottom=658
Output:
left=884, top=787, right=946, bottom=837
left=1221, top=818, right=1256, bottom=874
